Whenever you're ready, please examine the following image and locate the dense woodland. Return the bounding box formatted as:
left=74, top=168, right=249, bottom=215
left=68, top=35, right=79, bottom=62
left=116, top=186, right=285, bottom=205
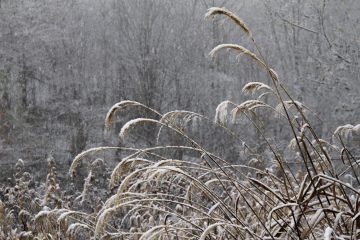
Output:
left=0, top=0, right=360, bottom=176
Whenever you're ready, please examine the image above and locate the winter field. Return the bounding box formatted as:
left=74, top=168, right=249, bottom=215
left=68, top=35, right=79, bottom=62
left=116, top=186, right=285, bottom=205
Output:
left=1, top=1, right=360, bottom=239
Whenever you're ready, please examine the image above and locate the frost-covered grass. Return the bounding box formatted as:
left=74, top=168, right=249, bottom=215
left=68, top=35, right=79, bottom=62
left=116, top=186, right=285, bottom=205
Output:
left=1, top=7, right=360, bottom=240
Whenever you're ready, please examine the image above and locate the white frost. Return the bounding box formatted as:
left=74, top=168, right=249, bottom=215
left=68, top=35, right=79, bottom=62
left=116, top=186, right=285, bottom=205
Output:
left=324, top=226, right=333, bottom=240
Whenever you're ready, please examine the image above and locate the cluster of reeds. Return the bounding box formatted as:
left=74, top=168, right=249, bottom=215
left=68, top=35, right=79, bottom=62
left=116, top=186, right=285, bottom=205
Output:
left=0, top=154, right=111, bottom=239
left=1, top=7, right=360, bottom=240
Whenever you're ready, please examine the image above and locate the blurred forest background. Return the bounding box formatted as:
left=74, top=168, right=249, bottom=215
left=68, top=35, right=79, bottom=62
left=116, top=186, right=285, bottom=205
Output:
left=0, top=0, right=359, bottom=180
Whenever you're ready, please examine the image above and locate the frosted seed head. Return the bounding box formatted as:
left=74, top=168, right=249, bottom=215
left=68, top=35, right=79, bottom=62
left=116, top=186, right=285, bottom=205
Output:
left=205, top=7, right=251, bottom=37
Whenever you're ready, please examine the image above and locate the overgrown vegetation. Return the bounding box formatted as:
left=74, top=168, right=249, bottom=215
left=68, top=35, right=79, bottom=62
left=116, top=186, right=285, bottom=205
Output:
left=1, top=7, right=360, bottom=240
